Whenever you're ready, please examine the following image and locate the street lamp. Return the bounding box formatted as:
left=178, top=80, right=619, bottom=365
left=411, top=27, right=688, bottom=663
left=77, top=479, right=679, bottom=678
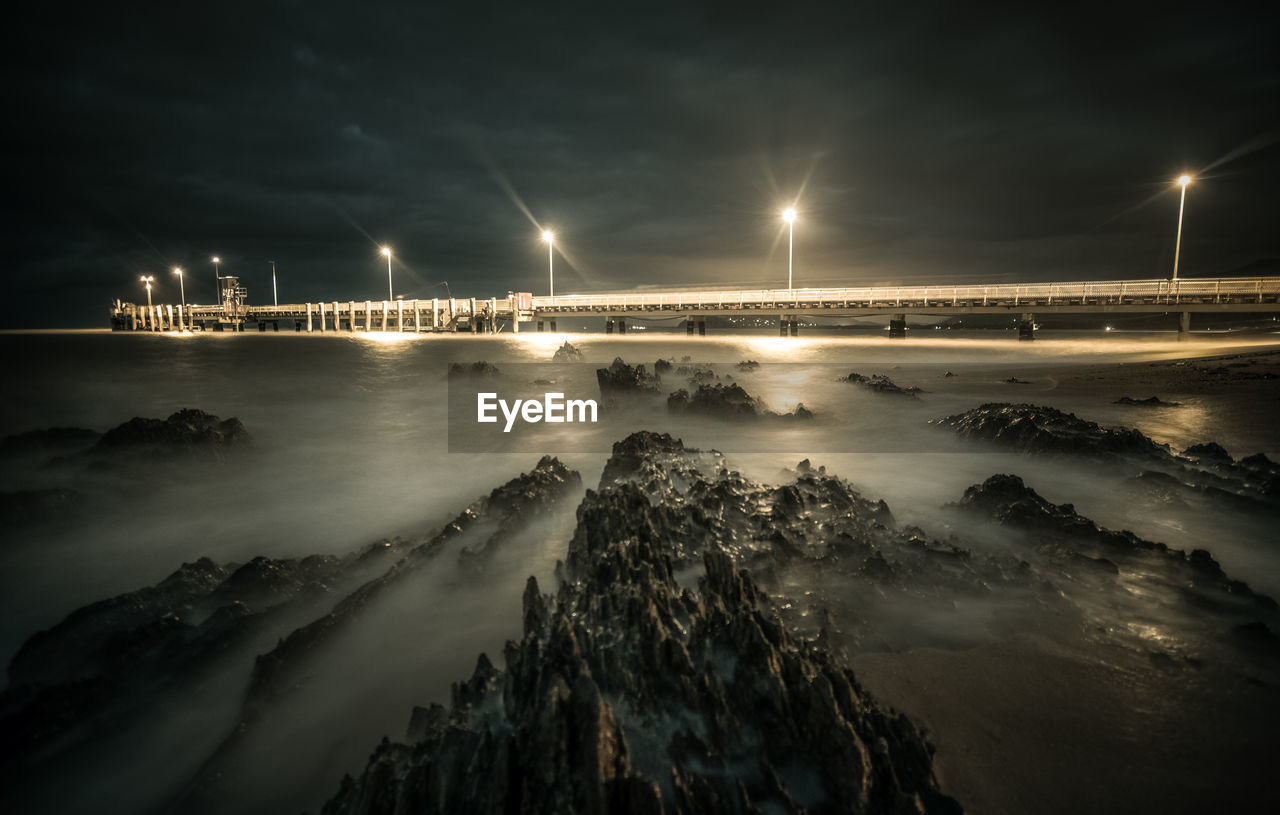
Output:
left=212, top=256, right=221, bottom=302
left=1172, top=175, right=1192, bottom=280
left=782, top=208, right=797, bottom=291
left=140, top=275, right=154, bottom=307
left=172, top=267, right=185, bottom=309
left=268, top=260, right=278, bottom=306
left=542, top=231, right=554, bottom=297
left=380, top=247, right=392, bottom=300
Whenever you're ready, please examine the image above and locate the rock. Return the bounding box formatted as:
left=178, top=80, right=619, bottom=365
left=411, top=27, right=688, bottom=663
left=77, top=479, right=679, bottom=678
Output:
left=841, top=372, right=922, bottom=397
left=552, top=341, right=584, bottom=362
left=943, top=371, right=956, bottom=377
left=954, top=473, right=1276, bottom=612
left=319, top=452, right=964, bottom=814
left=736, top=360, right=760, bottom=371
left=654, top=358, right=673, bottom=374
left=596, top=358, right=660, bottom=399
left=668, top=383, right=812, bottom=421
left=1183, top=442, right=1233, bottom=463
left=1114, top=396, right=1181, bottom=407
left=448, top=361, right=500, bottom=378
left=0, top=427, right=100, bottom=458
left=935, top=403, right=1169, bottom=461
left=1004, top=377, right=1030, bottom=385
left=93, top=409, right=249, bottom=453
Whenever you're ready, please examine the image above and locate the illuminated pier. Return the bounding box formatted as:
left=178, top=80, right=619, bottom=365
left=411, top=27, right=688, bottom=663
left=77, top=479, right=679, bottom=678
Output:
left=111, top=275, right=1280, bottom=338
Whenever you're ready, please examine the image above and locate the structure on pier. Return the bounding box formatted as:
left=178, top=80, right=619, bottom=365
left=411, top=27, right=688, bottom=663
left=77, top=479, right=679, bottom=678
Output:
left=110, top=276, right=1280, bottom=338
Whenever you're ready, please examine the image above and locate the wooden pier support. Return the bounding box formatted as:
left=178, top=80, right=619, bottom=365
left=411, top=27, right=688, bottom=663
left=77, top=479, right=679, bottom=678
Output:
left=698, top=318, right=706, bottom=336
left=397, top=299, right=405, bottom=331
left=306, top=303, right=314, bottom=332
left=432, top=298, right=440, bottom=331
left=318, top=302, right=326, bottom=332
left=1178, top=311, right=1191, bottom=340
left=331, top=302, right=339, bottom=331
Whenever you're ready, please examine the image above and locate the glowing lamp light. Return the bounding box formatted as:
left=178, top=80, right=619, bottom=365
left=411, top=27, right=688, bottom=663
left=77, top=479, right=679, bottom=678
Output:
left=381, top=246, right=391, bottom=256
left=1178, top=174, right=1192, bottom=187
left=782, top=208, right=796, bottom=223
left=542, top=231, right=554, bottom=243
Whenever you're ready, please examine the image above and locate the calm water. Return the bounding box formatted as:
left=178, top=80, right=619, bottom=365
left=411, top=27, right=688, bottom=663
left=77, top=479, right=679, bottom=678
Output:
left=2, top=328, right=1279, bottom=815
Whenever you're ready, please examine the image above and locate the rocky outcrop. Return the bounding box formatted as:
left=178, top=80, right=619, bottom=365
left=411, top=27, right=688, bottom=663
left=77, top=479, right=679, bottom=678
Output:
left=552, top=341, right=584, bottom=362
left=0, top=545, right=405, bottom=767
left=955, top=473, right=1276, bottom=614
left=320, top=441, right=963, bottom=814
left=841, top=372, right=922, bottom=398
left=668, top=383, right=812, bottom=421
left=448, top=361, right=501, bottom=378
left=89, top=409, right=249, bottom=459
left=596, top=358, right=661, bottom=399
left=935, top=403, right=1170, bottom=461
left=1114, top=396, right=1181, bottom=407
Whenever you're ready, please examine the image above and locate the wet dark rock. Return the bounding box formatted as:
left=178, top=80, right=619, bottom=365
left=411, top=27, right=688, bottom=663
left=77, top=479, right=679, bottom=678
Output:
left=943, top=371, right=956, bottom=377
left=654, top=358, right=673, bottom=373
left=1004, top=377, right=1030, bottom=385
left=552, top=341, right=584, bottom=362
left=93, top=409, right=249, bottom=454
left=0, top=488, right=80, bottom=526
left=0, top=427, right=100, bottom=458
left=1115, top=396, right=1181, bottom=407
left=937, top=404, right=1280, bottom=507
left=1183, top=442, right=1233, bottom=463
left=736, top=359, right=760, bottom=370
left=667, top=383, right=812, bottom=421
left=596, top=358, right=660, bottom=399
left=841, top=372, right=922, bottom=398
left=244, top=457, right=581, bottom=713
left=320, top=448, right=963, bottom=814
left=955, top=474, right=1276, bottom=613
left=936, top=403, right=1169, bottom=462
left=448, top=361, right=500, bottom=378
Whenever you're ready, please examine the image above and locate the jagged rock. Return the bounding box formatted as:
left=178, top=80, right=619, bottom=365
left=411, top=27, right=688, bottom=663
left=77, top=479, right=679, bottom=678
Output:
left=668, top=383, right=812, bottom=421
left=93, top=409, right=249, bottom=453
left=243, top=457, right=580, bottom=711
left=654, top=358, right=673, bottom=374
left=736, top=360, right=760, bottom=371
left=1114, top=396, right=1181, bottom=407
left=1004, top=377, right=1030, bottom=385
left=448, top=361, right=500, bottom=378
left=0, top=427, right=100, bottom=458
left=955, top=474, right=1276, bottom=613
left=1183, top=442, right=1233, bottom=462
left=320, top=459, right=964, bottom=814
left=596, top=358, right=660, bottom=399
left=841, top=372, right=922, bottom=397
left=552, top=341, right=584, bottom=362
left=935, top=403, right=1169, bottom=461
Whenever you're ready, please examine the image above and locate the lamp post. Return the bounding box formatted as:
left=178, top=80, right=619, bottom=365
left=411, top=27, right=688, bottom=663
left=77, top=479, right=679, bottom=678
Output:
left=140, top=275, right=154, bottom=307
left=380, top=247, right=392, bottom=300
left=269, top=260, right=278, bottom=306
left=542, top=231, right=554, bottom=297
left=1172, top=175, right=1192, bottom=280
left=782, top=208, right=796, bottom=291
left=212, top=256, right=221, bottom=302
left=172, top=267, right=185, bottom=308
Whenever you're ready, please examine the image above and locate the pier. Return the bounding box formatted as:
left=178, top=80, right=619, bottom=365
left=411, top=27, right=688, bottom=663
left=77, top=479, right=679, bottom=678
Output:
left=111, top=275, right=1280, bottom=338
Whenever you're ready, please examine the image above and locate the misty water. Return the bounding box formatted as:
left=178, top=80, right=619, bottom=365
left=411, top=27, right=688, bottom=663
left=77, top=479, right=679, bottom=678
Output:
left=2, top=328, right=1279, bottom=814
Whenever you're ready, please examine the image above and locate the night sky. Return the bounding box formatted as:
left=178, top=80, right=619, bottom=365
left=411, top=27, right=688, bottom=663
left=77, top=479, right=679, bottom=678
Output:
left=4, top=1, right=1278, bottom=327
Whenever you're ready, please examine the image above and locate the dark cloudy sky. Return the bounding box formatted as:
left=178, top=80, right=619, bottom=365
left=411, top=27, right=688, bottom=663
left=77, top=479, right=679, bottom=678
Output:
left=4, top=1, right=1278, bottom=326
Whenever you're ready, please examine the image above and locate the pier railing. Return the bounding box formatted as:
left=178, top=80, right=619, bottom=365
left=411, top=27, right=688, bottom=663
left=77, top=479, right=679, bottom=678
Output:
left=532, top=276, right=1280, bottom=312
